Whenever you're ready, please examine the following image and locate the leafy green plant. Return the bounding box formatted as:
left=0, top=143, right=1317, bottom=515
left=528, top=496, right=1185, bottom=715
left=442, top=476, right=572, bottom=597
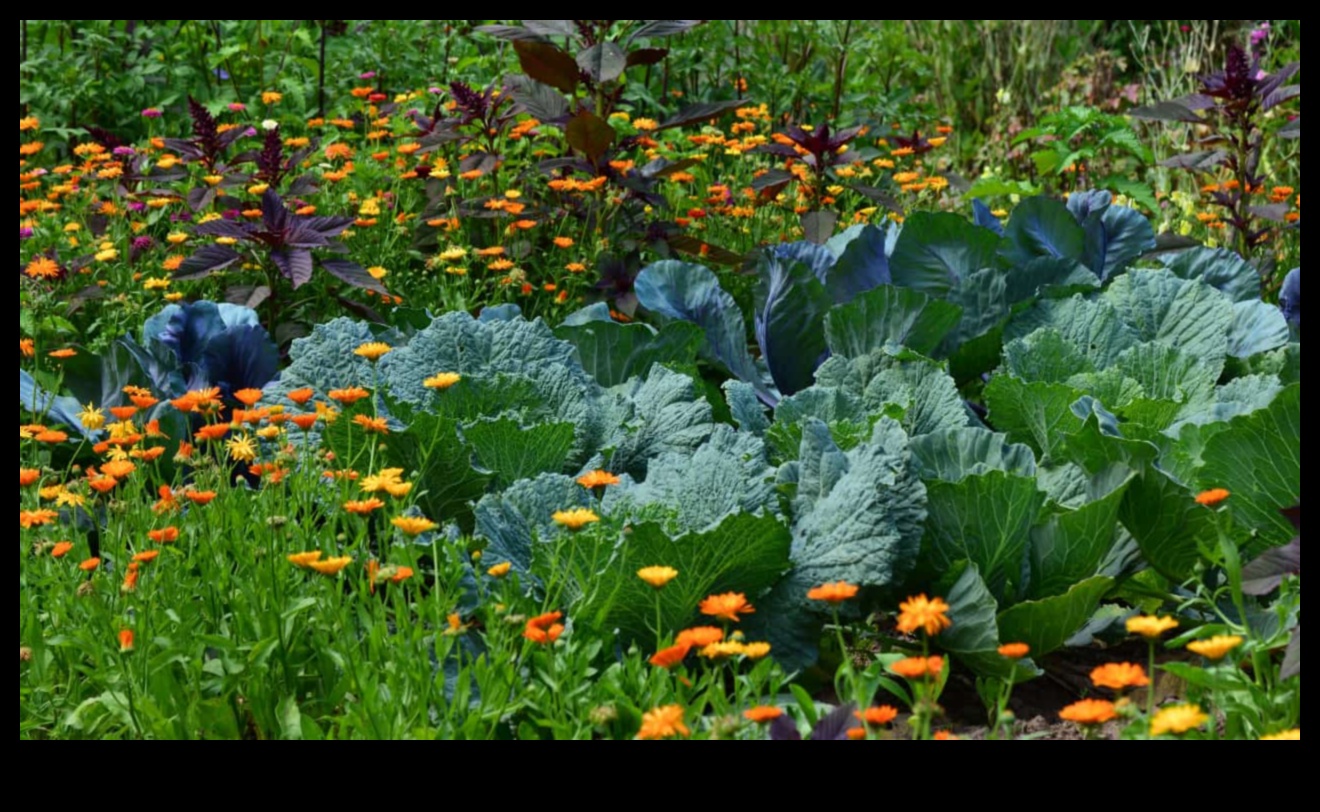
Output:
left=1011, top=106, right=1156, bottom=211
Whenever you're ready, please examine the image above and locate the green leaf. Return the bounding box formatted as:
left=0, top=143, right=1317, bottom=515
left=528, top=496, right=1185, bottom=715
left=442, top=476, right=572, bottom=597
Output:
left=553, top=318, right=702, bottom=388
left=1161, top=247, right=1260, bottom=303
left=940, top=563, right=1043, bottom=680
left=1227, top=300, right=1291, bottom=359
left=463, top=418, right=575, bottom=489
left=389, top=413, right=492, bottom=534
left=1198, top=385, right=1301, bottom=551
left=997, top=576, right=1114, bottom=657
left=724, top=381, right=770, bottom=435
left=910, top=427, right=1037, bottom=482
left=475, top=473, right=593, bottom=578
left=605, top=365, right=715, bottom=480
left=889, top=212, right=1001, bottom=295
left=277, top=696, right=304, bottom=741
left=1003, top=328, right=1096, bottom=383
left=922, top=471, right=1045, bottom=601
left=1119, top=468, right=1210, bottom=580
left=603, top=425, right=777, bottom=533
left=1106, top=270, right=1233, bottom=372
left=1029, top=466, right=1133, bottom=599
left=984, top=377, right=1081, bottom=463
left=824, top=285, right=962, bottom=358
left=791, top=418, right=927, bottom=590
left=579, top=513, right=791, bottom=645
left=1006, top=295, right=1140, bottom=370
left=755, top=249, right=833, bottom=395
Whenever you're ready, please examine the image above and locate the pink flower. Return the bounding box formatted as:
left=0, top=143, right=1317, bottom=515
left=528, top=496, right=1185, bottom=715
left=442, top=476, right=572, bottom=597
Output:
left=141, top=108, right=162, bottom=118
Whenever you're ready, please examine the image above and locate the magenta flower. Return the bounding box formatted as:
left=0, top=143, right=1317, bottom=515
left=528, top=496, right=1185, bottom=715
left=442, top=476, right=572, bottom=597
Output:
left=142, top=108, right=162, bottom=118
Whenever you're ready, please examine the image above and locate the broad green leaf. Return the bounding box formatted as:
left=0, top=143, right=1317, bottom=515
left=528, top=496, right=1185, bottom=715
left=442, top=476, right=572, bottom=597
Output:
left=724, top=380, right=770, bottom=435
left=984, top=377, right=1080, bottom=463
left=1006, top=295, right=1139, bottom=370
left=606, top=365, right=714, bottom=479
left=910, top=428, right=1037, bottom=482
left=755, top=250, right=833, bottom=396
left=474, top=473, right=592, bottom=578
left=1198, top=385, right=1301, bottom=551
left=791, top=418, right=927, bottom=591
left=390, top=413, right=492, bottom=534
left=824, top=285, right=962, bottom=358
left=1162, top=247, right=1260, bottom=302
left=940, top=563, right=1043, bottom=680
left=463, top=418, right=575, bottom=488
left=1119, top=468, right=1211, bottom=580
left=1227, top=300, right=1291, bottom=359
left=578, top=513, right=791, bottom=645
left=890, top=211, right=1001, bottom=295
left=1106, top=270, right=1233, bottom=372
left=603, top=425, right=777, bottom=533
left=553, top=318, right=702, bottom=388
left=1029, top=466, right=1133, bottom=599
left=997, top=576, right=1114, bottom=657
left=922, top=471, right=1045, bottom=601
left=1003, top=328, right=1096, bottom=383
left=1003, top=257, right=1099, bottom=305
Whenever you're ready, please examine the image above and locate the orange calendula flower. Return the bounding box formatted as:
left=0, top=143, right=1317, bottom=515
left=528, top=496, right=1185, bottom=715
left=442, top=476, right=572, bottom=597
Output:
left=487, top=561, right=512, bottom=578
left=185, top=491, right=217, bottom=506
left=1059, top=698, right=1117, bottom=726
left=743, top=706, right=784, bottom=724
left=896, top=594, right=952, bottom=637
left=1150, top=704, right=1209, bottom=737
left=51, top=541, right=75, bottom=558
left=933, top=731, right=959, bottom=740
left=353, top=414, right=390, bottom=434
left=88, top=476, right=119, bottom=494
left=1186, top=635, right=1243, bottom=661
left=553, top=236, right=574, bottom=248
left=523, top=611, right=565, bottom=645
left=344, top=499, right=385, bottom=515
left=118, top=630, right=135, bottom=653
left=287, top=388, right=315, bottom=406
left=353, top=342, right=393, bottom=361
left=79, top=557, right=102, bottom=572
left=35, top=430, right=69, bottom=443
left=291, top=414, right=318, bottom=431
left=328, top=387, right=371, bottom=405
left=20, top=338, right=36, bottom=358
left=637, top=705, right=688, bottom=740
left=649, top=643, right=692, bottom=669
left=1090, top=662, right=1149, bottom=690
left=552, top=508, right=600, bottom=531
left=1195, top=488, right=1231, bottom=507
left=857, top=705, right=900, bottom=726
left=233, top=388, right=264, bottom=407
left=307, top=556, right=353, bottom=576
left=423, top=372, right=462, bottom=390
left=998, top=642, right=1030, bottom=660
left=149, top=526, right=180, bottom=544
left=700, top=592, right=755, bottom=623
left=1126, top=615, right=1179, bottom=639
left=24, top=256, right=61, bottom=280
left=637, top=566, right=679, bottom=589
left=287, top=551, right=324, bottom=568
left=194, top=423, right=230, bottom=442
left=890, top=655, right=944, bottom=680
left=20, top=468, right=41, bottom=487
left=391, top=516, right=439, bottom=536
left=20, top=509, right=60, bottom=529
left=576, top=469, right=621, bottom=489
left=132, top=550, right=160, bottom=564
left=676, top=627, right=724, bottom=649
left=807, top=581, right=860, bottom=604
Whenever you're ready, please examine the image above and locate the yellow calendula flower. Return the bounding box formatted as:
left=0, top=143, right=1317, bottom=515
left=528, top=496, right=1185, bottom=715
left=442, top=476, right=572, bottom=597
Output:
left=637, top=566, right=678, bottom=589
left=391, top=516, right=439, bottom=537
left=1260, top=729, right=1300, bottom=740
left=551, top=508, right=600, bottom=531
left=423, top=372, right=462, bottom=391
left=353, top=342, right=392, bottom=361
left=1186, top=635, right=1243, bottom=661
left=1150, top=704, right=1209, bottom=737
left=77, top=404, right=106, bottom=431
left=487, top=561, right=512, bottom=578
left=1126, top=615, right=1179, bottom=639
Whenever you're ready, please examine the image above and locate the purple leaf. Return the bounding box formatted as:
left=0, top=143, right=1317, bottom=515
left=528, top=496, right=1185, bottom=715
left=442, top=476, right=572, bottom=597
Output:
left=768, top=715, right=802, bottom=741
left=1241, top=539, right=1300, bottom=595
left=176, top=244, right=241, bottom=280
left=811, top=703, right=860, bottom=741
left=320, top=258, right=389, bottom=295
left=565, top=112, right=617, bottom=162
left=271, top=249, right=314, bottom=288
left=512, top=40, right=580, bottom=94
left=655, top=99, right=746, bottom=132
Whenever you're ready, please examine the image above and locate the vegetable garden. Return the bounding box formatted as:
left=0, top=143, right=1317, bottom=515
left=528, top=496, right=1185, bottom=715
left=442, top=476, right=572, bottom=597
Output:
left=19, top=19, right=1300, bottom=740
